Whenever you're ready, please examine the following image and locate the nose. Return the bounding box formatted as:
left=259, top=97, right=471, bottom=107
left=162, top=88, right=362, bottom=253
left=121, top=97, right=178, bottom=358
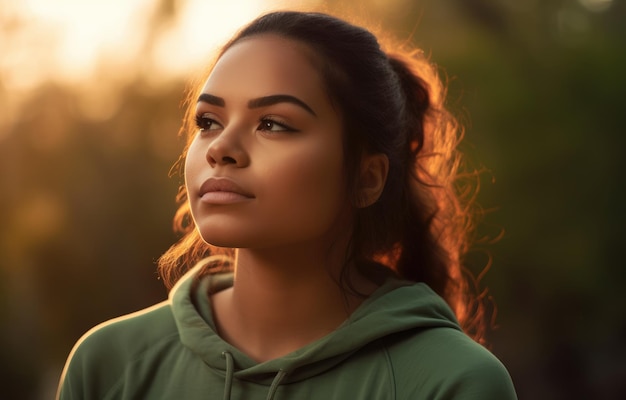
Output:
left=206, top=129, right=250, bottom=168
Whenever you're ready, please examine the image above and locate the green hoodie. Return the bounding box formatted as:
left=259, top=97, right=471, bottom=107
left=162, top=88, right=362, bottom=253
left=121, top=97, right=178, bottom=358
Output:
left=58, top=264, right=517, bottom=399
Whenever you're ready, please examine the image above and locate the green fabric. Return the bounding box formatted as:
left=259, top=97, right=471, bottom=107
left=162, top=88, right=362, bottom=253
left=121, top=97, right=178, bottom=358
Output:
left=58, top=263, right=517, bottom=399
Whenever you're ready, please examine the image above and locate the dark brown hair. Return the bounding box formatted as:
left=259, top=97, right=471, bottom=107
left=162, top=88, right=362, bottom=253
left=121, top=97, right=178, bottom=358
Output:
left=158, top=11, right=486, bottom=341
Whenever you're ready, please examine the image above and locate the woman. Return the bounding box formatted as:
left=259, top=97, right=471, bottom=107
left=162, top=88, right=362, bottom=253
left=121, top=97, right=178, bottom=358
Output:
left=58, top=11, right=516, bottom=399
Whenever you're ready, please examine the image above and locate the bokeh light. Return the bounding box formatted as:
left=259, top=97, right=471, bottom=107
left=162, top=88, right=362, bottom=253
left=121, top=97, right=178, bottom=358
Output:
left=579, top=0, right=613, bottom=12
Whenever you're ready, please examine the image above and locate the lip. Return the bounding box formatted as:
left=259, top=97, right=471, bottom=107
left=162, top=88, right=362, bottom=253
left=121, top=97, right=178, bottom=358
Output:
left=198, top=177, right=255, bottom=205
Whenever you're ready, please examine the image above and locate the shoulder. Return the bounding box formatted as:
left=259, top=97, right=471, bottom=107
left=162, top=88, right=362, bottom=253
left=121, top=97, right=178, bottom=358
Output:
left=72, top=300, right=177, bottom=357
left=57, top=301, right=180, bottom=399
left=386, top=327, right=517, bottom=399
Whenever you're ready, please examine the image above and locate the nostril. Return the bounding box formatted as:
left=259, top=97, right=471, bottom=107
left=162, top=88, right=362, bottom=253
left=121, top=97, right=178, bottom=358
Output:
left=222, top=156, right=237, bottom=164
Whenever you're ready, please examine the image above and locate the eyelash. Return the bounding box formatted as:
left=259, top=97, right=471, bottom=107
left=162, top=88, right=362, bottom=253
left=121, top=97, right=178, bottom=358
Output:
left=194, top=114, right=299, bottom=134
left=195, top=114, right=219, bottom=132
left=257, top=116, right=299, bottom=133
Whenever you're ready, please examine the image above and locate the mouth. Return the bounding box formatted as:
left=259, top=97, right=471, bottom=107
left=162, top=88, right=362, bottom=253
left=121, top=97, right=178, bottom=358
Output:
left=198, top=177, right=255, bottom=205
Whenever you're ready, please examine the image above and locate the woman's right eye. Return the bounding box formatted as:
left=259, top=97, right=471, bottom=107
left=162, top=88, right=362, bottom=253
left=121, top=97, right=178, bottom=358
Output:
left=195, top=113, right=222, bottom=132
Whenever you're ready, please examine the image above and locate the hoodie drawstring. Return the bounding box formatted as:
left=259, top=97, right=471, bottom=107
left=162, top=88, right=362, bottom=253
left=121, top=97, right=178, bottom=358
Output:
left=221, top=351, right=234, bottom=400
left=266, top=369, right=287, bottom=400
left=221, top=351, right=288, bottom=400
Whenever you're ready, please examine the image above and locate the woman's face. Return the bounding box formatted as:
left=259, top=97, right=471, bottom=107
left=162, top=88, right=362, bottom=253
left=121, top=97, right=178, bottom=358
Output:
left=185, top=34, right=347, bottom=250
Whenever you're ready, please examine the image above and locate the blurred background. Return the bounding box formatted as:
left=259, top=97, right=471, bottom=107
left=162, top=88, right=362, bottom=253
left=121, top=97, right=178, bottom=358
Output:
left=1, top=0, right=624, bottom=398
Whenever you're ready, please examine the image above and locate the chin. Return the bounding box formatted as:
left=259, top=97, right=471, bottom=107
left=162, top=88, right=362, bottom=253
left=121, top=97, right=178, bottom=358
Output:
left=196, top=226, right=261, bottom=248
left=198, top=231, right=244, bottom=249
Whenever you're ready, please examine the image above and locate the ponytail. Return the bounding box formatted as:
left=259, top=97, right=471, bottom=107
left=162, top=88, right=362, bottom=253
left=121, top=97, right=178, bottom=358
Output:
left=386, top=51, right=482, bottom=340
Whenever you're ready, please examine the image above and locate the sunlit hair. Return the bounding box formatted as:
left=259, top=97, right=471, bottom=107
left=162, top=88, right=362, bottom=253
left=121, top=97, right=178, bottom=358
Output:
left=158, top=11, right=488, bottom=342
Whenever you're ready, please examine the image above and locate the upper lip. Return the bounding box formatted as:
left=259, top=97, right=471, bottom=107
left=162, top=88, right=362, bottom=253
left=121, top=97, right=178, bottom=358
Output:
left=198, top=177, right=255, bottom=198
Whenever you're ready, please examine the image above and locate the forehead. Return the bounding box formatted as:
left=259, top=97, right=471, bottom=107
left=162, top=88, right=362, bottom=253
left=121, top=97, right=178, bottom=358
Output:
left=201, top=34, right=325, bottom=102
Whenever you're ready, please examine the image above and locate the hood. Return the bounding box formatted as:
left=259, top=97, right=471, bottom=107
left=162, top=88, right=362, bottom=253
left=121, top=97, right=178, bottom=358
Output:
left=169, top=262, right=461, bottom=387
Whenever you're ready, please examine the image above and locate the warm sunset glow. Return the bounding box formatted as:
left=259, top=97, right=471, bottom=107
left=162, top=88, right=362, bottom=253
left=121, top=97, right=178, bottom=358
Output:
left=0, top=0, right=322, bottom=137
left=4, top=0, right=322, bottom=89
left=5, top=0, right=144, bottom=88
left=151, top=0, right=269, bottom=78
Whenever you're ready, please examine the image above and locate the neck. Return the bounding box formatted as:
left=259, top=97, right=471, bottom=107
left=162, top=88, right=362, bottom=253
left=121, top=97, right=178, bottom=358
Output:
left=211, top=244, right=377, bottom=362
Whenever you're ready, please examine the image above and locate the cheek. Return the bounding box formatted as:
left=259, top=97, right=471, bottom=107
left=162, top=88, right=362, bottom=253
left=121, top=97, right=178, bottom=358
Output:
left=262, top=141, right=346, bottom=224
left=183, top=138, right=208, bottom=229
left=184, top=138, right=202, bottom=187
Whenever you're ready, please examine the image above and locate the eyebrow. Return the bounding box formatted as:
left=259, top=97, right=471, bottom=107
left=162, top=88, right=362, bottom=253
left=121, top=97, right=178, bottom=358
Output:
left=248, top=94, right=317, bottom=117
left=197, top=93, right=317, bottom=117
left=197, top=93, right=225, bottom=107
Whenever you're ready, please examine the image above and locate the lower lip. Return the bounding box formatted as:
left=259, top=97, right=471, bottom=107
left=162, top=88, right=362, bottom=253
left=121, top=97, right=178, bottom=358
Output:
left=200, top=191, right=253, bottom=205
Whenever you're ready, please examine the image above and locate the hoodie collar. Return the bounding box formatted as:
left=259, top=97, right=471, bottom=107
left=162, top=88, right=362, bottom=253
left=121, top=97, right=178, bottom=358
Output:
left=169, top=262, right=461, bottom=386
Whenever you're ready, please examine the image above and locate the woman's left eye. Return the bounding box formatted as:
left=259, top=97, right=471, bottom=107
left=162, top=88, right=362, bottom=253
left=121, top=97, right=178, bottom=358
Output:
left=257, top=118, right=298, bottom=133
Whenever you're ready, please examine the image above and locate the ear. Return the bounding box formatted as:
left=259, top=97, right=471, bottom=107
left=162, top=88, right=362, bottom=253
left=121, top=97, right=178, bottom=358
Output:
left=356, top=153, right=389, bottom=208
